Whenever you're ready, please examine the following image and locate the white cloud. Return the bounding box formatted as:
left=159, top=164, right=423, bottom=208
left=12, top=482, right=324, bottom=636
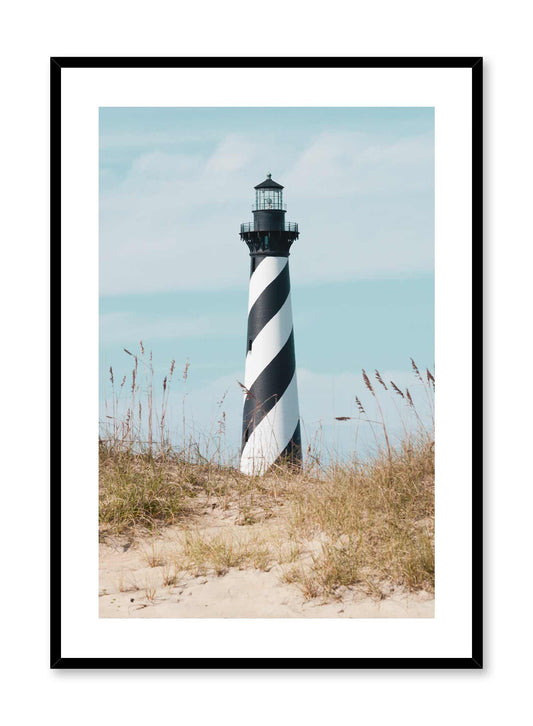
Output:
left=285, top=130, right=434, bottom=197
left=99, top=131, right=184, bottom=149
left=206, top=135, right=256, bottom=173
left=100, top=130, right=433, bottom=295
left=99, top=311, right=243, bottom=344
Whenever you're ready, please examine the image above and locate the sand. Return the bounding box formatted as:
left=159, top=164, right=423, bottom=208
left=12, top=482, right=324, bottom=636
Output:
left=99, top=505, right=434, bottom=619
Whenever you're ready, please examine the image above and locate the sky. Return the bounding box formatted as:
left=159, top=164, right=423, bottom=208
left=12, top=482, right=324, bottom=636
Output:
left=99, top=107, right=435, bottom=462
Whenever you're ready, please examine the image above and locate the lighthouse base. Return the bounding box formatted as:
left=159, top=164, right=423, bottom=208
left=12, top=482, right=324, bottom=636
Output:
left=240, top=423, right=302, bottom=475
left=240, top=371, right=301, bottom=476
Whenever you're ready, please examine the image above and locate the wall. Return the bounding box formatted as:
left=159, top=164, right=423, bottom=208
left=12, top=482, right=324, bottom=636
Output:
left=1, top=2, right=526, bottom=724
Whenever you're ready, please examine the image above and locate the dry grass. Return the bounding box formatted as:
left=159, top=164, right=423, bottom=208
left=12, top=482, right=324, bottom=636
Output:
left=142, top=541, right=166, bottom=568
left=99, top=353, right=435, bottom=601
left=98, top=446, right=288, bottom=537
left=99, top=439, right=434, bottom=599
left=283, top=437, right=434, bottom=598
left=181, top=530, right=273, bottom=576
left=144, top=583, right=157, bottom=602
left=98, top=451, right=195, bottom=535
left=160, top=559, right=181, bottom=587
left=118, top=574, right=140, bottom=593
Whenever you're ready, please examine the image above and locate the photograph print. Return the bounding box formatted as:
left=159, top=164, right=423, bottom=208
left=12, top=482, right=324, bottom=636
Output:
left=98, top=105, right=436, bottom=620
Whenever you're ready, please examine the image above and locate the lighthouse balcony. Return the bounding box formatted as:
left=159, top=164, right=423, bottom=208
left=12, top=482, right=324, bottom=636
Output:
left=240, top=222, right=298, bottom=234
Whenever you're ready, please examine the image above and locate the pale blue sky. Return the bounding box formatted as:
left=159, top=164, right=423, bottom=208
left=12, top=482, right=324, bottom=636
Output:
left=99, top=107, right=434, bottom=461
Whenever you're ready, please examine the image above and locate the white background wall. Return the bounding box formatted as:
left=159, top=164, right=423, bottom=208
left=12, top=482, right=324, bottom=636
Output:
left=0, top=1, right=528, bottom=723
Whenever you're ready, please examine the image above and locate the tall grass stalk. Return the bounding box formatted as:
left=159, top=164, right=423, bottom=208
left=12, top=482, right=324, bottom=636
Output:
left=362, top=369, right=391, bottom=461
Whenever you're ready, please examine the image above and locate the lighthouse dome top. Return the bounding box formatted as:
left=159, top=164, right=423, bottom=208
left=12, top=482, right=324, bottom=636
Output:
left=254, top=173, right=284, bottom=190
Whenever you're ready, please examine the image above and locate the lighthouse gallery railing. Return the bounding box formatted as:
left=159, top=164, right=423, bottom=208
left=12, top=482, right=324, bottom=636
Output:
left=240, top=222, right=298, bottom=234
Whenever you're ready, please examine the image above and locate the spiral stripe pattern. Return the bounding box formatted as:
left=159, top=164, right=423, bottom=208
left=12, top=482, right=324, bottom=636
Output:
left=240, top=256, right=301, bottom=475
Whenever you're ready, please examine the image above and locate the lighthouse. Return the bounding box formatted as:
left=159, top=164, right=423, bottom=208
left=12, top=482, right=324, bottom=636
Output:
left=239, top=173, right=302, bottom=475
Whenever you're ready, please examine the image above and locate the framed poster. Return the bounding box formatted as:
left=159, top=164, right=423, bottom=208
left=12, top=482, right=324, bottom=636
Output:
left=51, top=57, right=482, bottom=668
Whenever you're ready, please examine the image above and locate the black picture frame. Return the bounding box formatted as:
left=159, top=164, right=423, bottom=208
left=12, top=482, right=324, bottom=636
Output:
left=51, top=56, right=483, bottom=670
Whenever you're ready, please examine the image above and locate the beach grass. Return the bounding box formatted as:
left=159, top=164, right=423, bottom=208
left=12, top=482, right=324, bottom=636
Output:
left=99, top=348, right=435, bottom=600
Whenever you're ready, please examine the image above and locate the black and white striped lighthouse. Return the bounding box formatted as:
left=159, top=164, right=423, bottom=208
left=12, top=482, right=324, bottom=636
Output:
left=239, top=174, right=302, bottom=475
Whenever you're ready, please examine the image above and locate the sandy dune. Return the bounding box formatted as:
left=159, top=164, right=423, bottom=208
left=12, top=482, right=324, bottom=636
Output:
left=99, top=507, right=434, bottom=619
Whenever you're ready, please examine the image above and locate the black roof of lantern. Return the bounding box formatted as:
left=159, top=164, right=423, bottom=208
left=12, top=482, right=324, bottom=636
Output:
left=254, top=173, right=284, bottom=190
